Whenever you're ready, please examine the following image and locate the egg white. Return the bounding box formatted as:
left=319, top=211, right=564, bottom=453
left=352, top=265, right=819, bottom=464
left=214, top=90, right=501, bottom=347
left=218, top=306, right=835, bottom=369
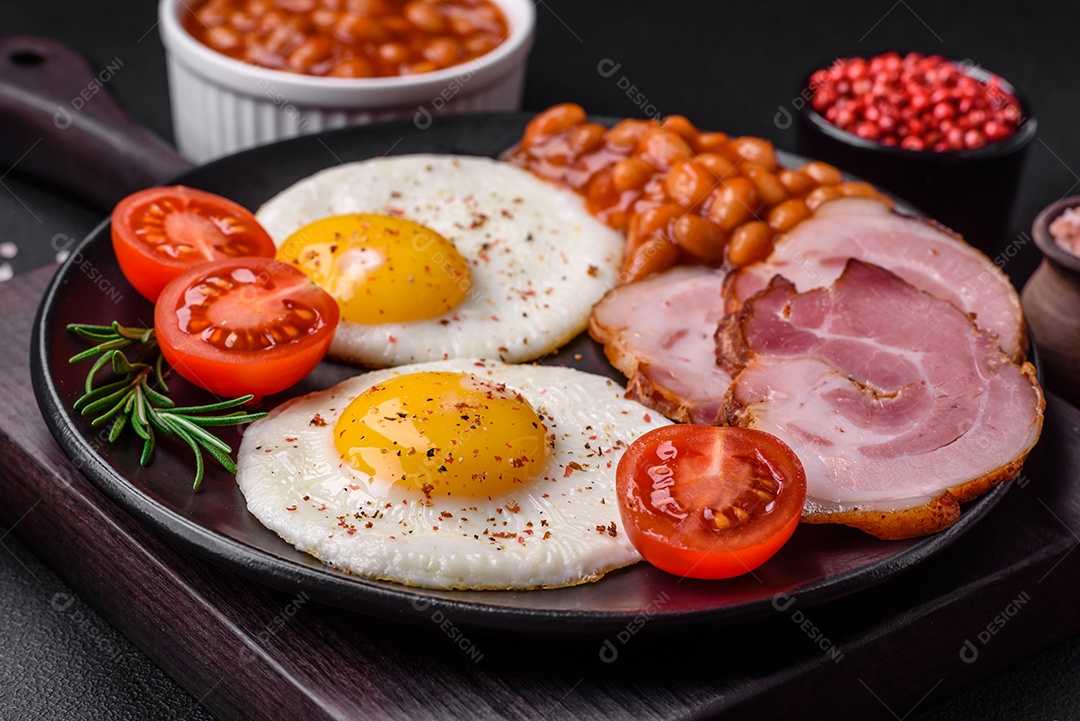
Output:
left=236, top=360, right=671, bottom=590
left=255, top=155, right=625, bottom=367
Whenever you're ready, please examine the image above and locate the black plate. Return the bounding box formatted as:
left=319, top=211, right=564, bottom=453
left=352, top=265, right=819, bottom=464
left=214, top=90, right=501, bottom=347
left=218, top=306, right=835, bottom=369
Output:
left=30, top=112, right=1012, bottom=635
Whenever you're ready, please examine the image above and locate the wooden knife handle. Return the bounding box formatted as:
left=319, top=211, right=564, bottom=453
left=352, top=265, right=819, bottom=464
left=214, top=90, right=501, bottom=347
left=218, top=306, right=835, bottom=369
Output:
left=0, top=36, right=193, bottom=212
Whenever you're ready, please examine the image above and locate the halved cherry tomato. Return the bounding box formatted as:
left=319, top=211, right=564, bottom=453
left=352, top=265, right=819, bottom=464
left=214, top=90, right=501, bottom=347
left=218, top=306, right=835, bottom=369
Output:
left=112, top=186, right=277, bottom=302
left=616, top=425, right=806, bottom=579
left=154, top=257, right=339, bottom=400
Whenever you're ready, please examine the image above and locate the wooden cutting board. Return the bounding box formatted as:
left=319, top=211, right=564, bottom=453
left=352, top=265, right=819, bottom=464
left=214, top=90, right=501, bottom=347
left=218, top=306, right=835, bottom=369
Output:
left=3, top=263, right=1079, bottom=720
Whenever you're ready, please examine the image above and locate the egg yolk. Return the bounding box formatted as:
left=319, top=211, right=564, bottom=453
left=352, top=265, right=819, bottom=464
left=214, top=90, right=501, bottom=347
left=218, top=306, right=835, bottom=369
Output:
left=334, top=372, right=551, bottom=497
left=277, top=214, right=472, bottom=324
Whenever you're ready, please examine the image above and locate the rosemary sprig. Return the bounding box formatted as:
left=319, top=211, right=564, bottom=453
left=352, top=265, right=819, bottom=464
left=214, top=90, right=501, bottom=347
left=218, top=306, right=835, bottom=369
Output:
left=67, top=321, right=267, bottom=490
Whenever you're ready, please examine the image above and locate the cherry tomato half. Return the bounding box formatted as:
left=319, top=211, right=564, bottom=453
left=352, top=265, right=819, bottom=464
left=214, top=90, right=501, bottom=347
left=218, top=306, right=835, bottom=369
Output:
left=154, top=257, right=339, bottom=400
left=616, top=425, right=807, bottom=579
left=112, top=186, right=277, bottom=302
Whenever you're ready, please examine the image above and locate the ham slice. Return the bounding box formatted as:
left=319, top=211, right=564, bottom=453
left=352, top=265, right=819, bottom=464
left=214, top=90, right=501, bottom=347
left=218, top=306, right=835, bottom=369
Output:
left=724, top=198, right=1026, bottom=361
left=589, top=266, right=731, bottom=424
left=718, top=260, right=1043, bottom=540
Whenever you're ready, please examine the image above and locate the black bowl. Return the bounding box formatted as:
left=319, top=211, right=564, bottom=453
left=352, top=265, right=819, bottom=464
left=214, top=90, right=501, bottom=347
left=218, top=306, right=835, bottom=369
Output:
left=795, top=57, right=1036, bottom=251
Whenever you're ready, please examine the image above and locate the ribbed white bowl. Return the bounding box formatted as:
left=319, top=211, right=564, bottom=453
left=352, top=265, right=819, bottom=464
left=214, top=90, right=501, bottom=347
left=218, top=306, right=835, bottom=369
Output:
left=159, top=0, right=534, bottom=163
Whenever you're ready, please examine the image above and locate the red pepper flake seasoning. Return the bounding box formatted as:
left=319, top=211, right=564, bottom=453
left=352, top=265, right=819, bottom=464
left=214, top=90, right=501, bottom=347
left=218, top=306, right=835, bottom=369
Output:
left=309, top=414, right=327, bottom=427
left=587, top=265, right=599, bottom=278
left=643, top=413, right=652, bottom=423
left=505, top=500, right=521, bottom=513
left=285, top=505, right=297, bottom=511
left=596, top=522, right=618, bottom=538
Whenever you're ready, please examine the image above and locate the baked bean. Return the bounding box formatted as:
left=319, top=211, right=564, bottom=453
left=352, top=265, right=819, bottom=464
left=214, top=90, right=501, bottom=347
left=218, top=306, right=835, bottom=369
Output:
left=664, top=160, right=715, bottom=208
left=345, top=0, right=386, bottom=13
left=257, top=9, right=286, bottom=33
left=728, top=221, right=774, bottom=267
left=799, top=161, right=844, bottom=186
left=636, top=203, right=684, bottom=240
left=696, top=132, right=730, bottom=153
left=707, top=177, right=760, bottom=231
left=206, top=26, right=242, bottom=51
left=805, top=185, right=841, bottom=211
left=743, top=165, right=788, bottom=207
left=524, top=104, right=587, bottom=146
left=247, top=0, right=269, bottom=16
left=606, top=119, right=651, bottom=149
left=449, top=16, right=477, bottom=36
left=405, top=2, right=446, bottom=34
left=278, top=0, right=316, bottom=11
left=778, top=169, right=816, bottom=196
left=377, top=41, right=410, bottom=66
left=406, top=60, right=439, bottom=74
left=697, top=152, right=735, bottom=179
left=423, top=37, right=464, bottom=67
left=334, top=13, right=385, bottom=42
left=196, top=0, right=230, bottom=27
left=288, top=36, right=334, bottom=72
left=465, top=35, right=498, bottom=55
left=672, top=215, right=726, bottom=261
left=637, top=129, right=694, bottom=170
left=310, top=8, right=339, bottom=27
left=660, top=115, right=699, bottom=141
left=569, top=123, right=607, bottom=155
left=612, top=158, right=656, bottom=192
left=328, top=57, right=374, bottom=77
left=730, top=137, right=779, bottom=170
left=621, top=237, right=679, bottom=283
left=229, top=11, right=257, bottom=32
left=767, top=198, right=811, bottom=232
left=836, top=181, right=880, bottom=198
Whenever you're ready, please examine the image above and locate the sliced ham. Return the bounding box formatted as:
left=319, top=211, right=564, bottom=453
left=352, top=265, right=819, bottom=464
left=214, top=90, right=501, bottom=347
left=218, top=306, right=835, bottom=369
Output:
left=718, top=260, right=1043, bottom=540
left=724, top=198, right=1026, bottom=361
left=589, top=266, right=731, bottom=424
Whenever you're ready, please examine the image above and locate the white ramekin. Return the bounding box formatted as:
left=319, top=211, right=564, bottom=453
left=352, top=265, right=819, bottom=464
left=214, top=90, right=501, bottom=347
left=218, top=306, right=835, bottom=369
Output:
left=158, top=0, right=535, bottom=163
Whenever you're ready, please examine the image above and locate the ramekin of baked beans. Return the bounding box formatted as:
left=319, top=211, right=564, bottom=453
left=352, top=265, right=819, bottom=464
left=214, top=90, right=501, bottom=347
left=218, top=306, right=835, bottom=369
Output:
left=159, top=0, right=535, bottom=162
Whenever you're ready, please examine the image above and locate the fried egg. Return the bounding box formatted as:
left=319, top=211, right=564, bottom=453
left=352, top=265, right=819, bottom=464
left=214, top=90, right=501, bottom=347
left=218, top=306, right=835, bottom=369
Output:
left=236, top=360, right=670, bottom=590
left=255, top=155, right=624, bottom=367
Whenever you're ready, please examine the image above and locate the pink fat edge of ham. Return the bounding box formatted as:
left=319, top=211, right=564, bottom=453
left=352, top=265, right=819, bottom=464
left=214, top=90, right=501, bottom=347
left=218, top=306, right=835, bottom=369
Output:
left=589, top=266, right=731, bottom=424
left=718, top=259, right=1043, bottom=535
left=723, top=197, right=1025, bottom=361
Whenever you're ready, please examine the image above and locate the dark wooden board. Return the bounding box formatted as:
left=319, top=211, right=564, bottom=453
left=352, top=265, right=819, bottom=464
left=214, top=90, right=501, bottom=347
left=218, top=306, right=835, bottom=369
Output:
left=4, top=263, right=1080, bottom=720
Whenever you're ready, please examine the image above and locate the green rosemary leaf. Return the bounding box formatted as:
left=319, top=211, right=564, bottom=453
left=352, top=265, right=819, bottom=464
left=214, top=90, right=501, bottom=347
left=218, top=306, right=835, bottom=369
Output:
left=73, top=378, right=130, bottom=412
left=163, top=415, right=233, bottom=455
left=80, top=385, right=134, bottom=416
left=108, top=413, right=127, bottom=442
left=139, top=378, right=173, bottom=408
left=89, top=392, right=133, bottom=426
left=153, top=354, right=169, bottom=393
left=139, top=432, right=155, bottom=467
left=69, top=338, right=132, bottom=363
left=202, top=442, right=237, bottom=475
left=166, top=395, right=258, bottom=414
left=173, top=425, right=207, bottom=490
left=169, top=412, right=268, bottom=427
